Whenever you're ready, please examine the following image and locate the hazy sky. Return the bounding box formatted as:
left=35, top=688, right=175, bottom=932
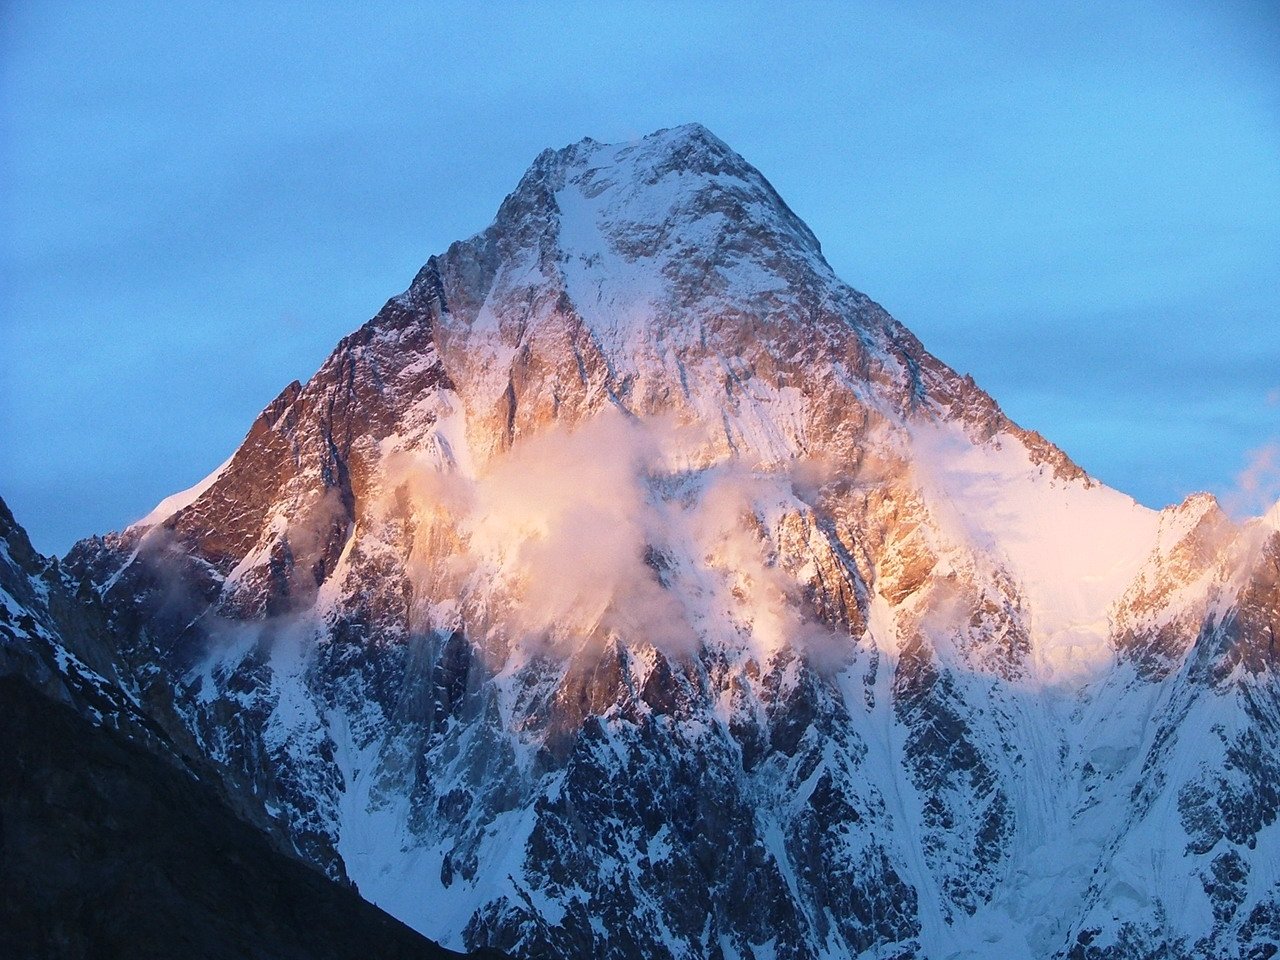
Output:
left=2, top=1, right=1278, bottom=554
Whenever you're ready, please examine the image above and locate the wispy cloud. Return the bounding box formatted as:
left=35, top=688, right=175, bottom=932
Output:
left=1224, top=442, right=1280, bottom=520
left=377, top=412, right=849, bottom=668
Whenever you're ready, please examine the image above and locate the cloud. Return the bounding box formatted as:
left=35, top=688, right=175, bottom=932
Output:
left=378, top=413, right=696, bottom=659
left=376, top=411, right=849, bottom=670
left=468, top=414, right=697, bottom=656
left=681, top=465, right=850, bottom=671
left=1224, top=441, right=1280, bottom=520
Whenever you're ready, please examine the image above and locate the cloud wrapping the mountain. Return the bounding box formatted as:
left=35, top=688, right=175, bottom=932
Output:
left=378, top=411, right=847, bottom=667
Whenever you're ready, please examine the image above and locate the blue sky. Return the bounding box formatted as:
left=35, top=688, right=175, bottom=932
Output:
left=2, top=1, right=1277, bottom=554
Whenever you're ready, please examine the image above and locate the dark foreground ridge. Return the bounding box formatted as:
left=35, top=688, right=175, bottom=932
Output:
left=0, top=674, right=497, bottom=960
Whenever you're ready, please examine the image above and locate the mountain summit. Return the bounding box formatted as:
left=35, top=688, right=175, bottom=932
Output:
left=58, top=126, right=1280, bottom=960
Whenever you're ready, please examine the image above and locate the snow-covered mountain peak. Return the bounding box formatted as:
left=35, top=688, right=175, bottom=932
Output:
left=511, top=122, right=820, bottom=258
left=426, top=123, right=850, bottom=365
left=63, top=125, right=1280, bottom=960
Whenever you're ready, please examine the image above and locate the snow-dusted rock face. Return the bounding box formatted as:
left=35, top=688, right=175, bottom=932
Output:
left=66, top=125, right=1279, bottom=960
left=0, top=499, right=491, bottom=960
left=1, top=494, right=148, bottom=734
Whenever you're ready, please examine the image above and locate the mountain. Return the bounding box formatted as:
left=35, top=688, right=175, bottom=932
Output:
left=58, top=124, right=1280, bottom=959
left=0, top=496, right=497, bottom=960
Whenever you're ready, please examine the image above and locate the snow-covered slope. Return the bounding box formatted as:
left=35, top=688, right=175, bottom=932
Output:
left=66, top=125, right=1279, bottom=960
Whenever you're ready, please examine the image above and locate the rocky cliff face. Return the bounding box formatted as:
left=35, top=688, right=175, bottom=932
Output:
left=62, top=125, right=1279, bottom=959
